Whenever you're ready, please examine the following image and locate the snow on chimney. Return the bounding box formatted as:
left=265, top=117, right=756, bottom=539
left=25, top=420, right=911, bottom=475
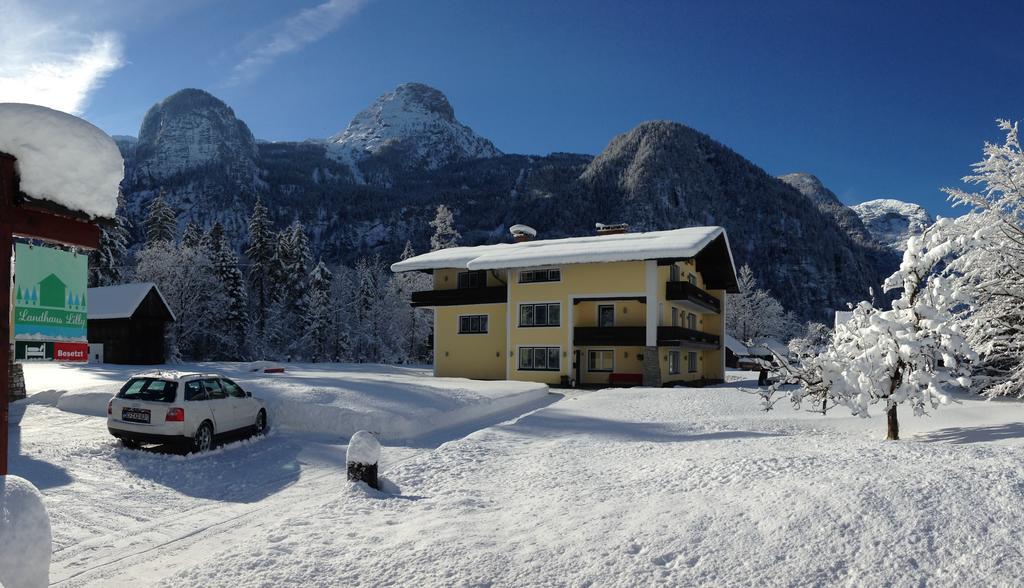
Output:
left=510, top=224, right=537, bottom=243
left=595, top=222, right=629, bottom=236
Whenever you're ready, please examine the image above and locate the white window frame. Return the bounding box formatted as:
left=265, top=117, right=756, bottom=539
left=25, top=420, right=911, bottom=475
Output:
left=457, top=270, right=487, bottom=289
left=597, top=304, right=615, bottom=328
left=686, top=313, right=697, bottom=330
left=518, top=301, right=561, bottom=328
left=517, top=345, right=562, bottom=371
left=517, top=267, right=562, bottom=284
left=587, top=349, right=614, bottom=372
left=457, top=313, right=489, bottom=335
left=668, top=351, right=681, bottom=375
left=688, top=351, right=698, bottom=373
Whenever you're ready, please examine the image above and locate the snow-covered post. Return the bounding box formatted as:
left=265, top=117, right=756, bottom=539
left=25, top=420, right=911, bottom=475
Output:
left=346, top=430, right=381, bottom=490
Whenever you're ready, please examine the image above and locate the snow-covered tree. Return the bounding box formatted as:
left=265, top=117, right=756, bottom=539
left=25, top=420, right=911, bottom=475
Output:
left=135, top=242, right=227, bottom=361
left=245, top=199, right=276, bottom=354
left=761, top=220, right=975, bottom=440
left=145, top=191, right=177, bottom=247
left=181, top=221, right=204, bottom=249
left=348, top=255, right=398, bottom=362
left=89, top=195, right=130, bottom=287
left=943, top=120, right=1024, bottom=397
left=210, top=235, right=249, bottom=359
left=787, top=322, right=831, bottom=359
left=390, top=241, right=433, bottom=362
left=727, top=265, right=794, bottom=343
left=302, top=261, right=334, bottom=362
left=429, top=204, right=460, bottom=251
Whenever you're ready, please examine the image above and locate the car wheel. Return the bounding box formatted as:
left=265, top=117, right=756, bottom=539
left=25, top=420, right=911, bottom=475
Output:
left=254, top=409, right=267, bottom=436
left=192, top=421, right=214, bottom=453
left=121, top=438, right=141, bottom=450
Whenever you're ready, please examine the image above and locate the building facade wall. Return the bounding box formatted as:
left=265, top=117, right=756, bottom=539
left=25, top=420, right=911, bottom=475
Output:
left=433, top=302, right=507, bottom=380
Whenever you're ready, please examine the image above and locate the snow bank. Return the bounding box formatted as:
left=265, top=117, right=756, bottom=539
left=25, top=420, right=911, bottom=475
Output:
left=0, top=103, right=123, bottom=218
left=0, top=476, right=52, bottom=588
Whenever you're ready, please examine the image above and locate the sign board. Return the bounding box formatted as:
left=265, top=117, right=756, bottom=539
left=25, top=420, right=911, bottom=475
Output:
left=13, top=243, right=88, bottom=341
left=14, top=341, right=89, bottom=362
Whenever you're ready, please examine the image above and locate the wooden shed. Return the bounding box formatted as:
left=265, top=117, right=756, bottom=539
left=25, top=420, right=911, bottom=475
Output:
left=87, top=283, right=175, bottom=365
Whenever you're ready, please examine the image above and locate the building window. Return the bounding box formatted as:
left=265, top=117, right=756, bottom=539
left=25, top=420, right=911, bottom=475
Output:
left=458, top=271, right=486, bottom=289
left=519, top=347, right=560, bottom=371
left=458, top=314, right=488, bottom=334
left=520, top=303, right=560, bottom=327
left=598, top=304, right=615, bottom=328
left=688, top=351, right=698, bottom=373
left=669, top=265, right=680, bottom=282
left=672, top=308, right=680, bottom=327
left=588, top=350, right=614, bottom=372
left=668, top=351, right=680, bottom=375
left=688, top=273, right=698, bottom=286
left=519, top=268, right=561, bottom=284
left=686, top=313, right=697, bottom=330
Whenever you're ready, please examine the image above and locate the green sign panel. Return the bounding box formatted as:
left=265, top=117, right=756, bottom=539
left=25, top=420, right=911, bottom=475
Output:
left=13, top=243, right=88, bottom=342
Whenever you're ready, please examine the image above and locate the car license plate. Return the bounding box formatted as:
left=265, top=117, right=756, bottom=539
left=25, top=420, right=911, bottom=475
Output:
left=122, top=408, right=151, bottom=424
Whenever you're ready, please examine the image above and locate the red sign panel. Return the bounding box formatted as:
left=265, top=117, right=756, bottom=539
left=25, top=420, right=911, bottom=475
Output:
left=53, top=342, right=89, bottom=363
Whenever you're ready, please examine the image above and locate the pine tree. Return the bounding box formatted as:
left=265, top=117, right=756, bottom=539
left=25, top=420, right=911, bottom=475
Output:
left=212, top=237, right=249, bottom=359
left=726, top=265, right=794, bottom=343
left=429, top=204, right=460, bottom=251
left=89, top=194, right=130, bottom=287
left=392, top=241, right=433, bottom=362
left=145, top=190, right=177, bottom=247
left=302, top=261, right=334, bottom=362
left=206, top=222, right=226, bottom=254
left=245, top=199, right=276, bottom=355
left=181, top=221, right=205, bottom=249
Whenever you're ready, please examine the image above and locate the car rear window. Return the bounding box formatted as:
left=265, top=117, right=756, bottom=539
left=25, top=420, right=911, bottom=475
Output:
left=117, top=378, right=178, bottom=403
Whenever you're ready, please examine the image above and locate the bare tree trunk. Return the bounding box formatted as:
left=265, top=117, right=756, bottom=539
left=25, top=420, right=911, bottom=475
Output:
left=886, top=405, right=899, bottom=440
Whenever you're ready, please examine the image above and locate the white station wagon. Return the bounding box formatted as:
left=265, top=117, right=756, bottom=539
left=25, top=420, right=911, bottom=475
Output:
left=107, top=372, right=268, bottom=452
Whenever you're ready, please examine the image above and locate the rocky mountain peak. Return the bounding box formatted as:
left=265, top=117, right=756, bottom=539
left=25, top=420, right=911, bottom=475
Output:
left=778, top=172, right=876, bottom=246
left=329, top=82, right=501, bottom=170
left=779, top=172, right=838, bottom=205
left=851, top=198, right=934, bottom=251
left=134, top=88, right=258, bottom=182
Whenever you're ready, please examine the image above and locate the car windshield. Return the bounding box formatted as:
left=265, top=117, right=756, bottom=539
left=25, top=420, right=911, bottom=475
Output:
left=117, top=378, right=177, bottom=403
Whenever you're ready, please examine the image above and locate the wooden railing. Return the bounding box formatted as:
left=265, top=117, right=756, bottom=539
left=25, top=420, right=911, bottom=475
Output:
left=665, top=281, right=721, bottom=313
left=410, top=286, right=507, bottom=307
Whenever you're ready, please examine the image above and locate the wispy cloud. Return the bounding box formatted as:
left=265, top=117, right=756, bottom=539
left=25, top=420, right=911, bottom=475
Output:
left=0, top=1, right=123, bottom=114
left=227, top=0, right=367, bottom=86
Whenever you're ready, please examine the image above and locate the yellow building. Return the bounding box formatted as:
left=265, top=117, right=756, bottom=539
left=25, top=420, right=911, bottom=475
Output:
left=391, top=224, right=739, bottom=387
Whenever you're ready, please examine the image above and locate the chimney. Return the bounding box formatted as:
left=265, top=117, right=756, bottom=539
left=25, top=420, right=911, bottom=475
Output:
left=595, top=222, right=629, bottom=236
left=510, top=224, right=537, bottom=243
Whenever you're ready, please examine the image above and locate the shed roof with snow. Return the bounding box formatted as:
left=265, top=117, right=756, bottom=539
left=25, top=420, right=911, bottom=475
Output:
left=724, top=334, right=750, bottom=356
left=88, top=283, right=176, bottom=321
left=391, top=226, right=740, bottom=292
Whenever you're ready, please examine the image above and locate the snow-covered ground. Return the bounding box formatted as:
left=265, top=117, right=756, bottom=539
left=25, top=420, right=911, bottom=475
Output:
left=10, top=368, right=1024, bottom=585
left=22, top=362, right=549, bottom=441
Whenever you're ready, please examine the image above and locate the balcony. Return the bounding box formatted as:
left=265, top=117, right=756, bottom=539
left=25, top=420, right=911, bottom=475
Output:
left=573, top=326, right=720, bottom=349
left=665, top=281, right=721, bottom=314
left=656, top=327, right=720, bottom=349
left=410, top=286, right=507, bottom=307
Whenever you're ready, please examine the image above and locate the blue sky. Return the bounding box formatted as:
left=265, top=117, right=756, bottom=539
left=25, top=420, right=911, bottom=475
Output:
left=5, top=0, right=1022, bottom=217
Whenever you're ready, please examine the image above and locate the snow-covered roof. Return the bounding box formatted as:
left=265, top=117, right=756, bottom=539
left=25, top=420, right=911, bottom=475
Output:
left=724, top=334, right=749, bottom=355
left=747, top=337, right=788, bottom=358
left=0, top=103, right=123, bottom=219
left=393, top=226, right=733, bottom=273
left=88, top=283, right=176, bottom=321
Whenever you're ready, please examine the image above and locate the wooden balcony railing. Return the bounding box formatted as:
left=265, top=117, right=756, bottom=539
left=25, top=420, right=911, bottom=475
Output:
left=410, top=286, right=507, bottom=307
left=665, top=281, right=721, bottom=314
left=573, top=326, right=721, bottom=349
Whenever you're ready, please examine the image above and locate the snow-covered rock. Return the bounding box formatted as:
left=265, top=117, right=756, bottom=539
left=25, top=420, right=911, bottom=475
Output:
left=0, top=103, right=123, bottom=218
left=134, top=89, right=258, bottom=182
left=329, top=83, right=501, bottom=170
left=0, top=475, right=52, bottom=588
left=851, top=198, right=933, bottom=251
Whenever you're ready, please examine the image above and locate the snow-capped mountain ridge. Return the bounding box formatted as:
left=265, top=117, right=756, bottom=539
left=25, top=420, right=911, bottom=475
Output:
left=778, top=172, right=876, bottom=246
left=852, top=198, right=933, bottom=251
left=329, top=82, right=501, bottom=170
